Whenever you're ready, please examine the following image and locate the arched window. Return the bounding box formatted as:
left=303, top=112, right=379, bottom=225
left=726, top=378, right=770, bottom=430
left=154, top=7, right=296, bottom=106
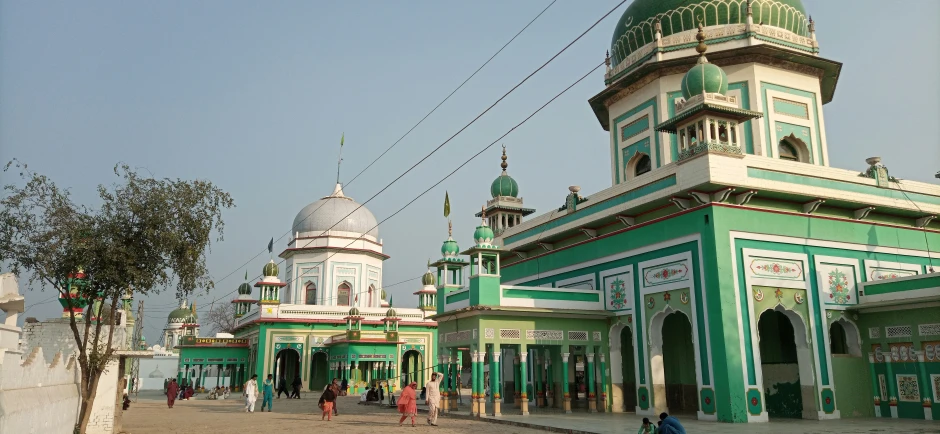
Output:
left=305, top=282, right=317, bottom=305
left=829, top=322, right=848, bottom=355
left=779, top=141, right=799, bottom=161
left=368, top=285, right=375, bottom=307
left=635, top=154, right=651, bottom=177
left=337, top=283, right=351, bottom=306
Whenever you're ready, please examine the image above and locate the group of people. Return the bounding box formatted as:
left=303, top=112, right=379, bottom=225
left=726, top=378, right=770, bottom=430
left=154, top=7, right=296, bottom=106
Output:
left=359, top=385, right=384, bottom=403
left=638, top=413, right=686, bottom=434
left=317, top=378, right=343, bottom=420
left=276, top=374, right=303, bottom=399
left=207, top=386, right=230, bottom=400
left=395, top=371, right=442, bottom=427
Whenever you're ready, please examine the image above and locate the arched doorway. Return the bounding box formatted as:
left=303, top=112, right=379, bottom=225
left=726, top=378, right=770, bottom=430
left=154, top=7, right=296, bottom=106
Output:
left=310, top=351, right=329, bottom=391
left=778, top=134, right=809, bottom=163
left=368, top=285, right=376, bottom=307
left=650, top=309, right=698, bottom=415
left=401, top=350, right=423, bottom=386
left=305, top=282, right=317, bottom=305
left=758, top=309, right=805, bottom=419
left=274, top=349, right=301, bottom=393
left=621, top=326, right=637, bottom=411
left=337, top=282, right=351, bottom=306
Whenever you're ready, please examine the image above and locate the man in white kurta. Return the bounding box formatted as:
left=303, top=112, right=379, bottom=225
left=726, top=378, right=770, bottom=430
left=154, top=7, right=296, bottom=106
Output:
left=425, top=372, right=442, bottom=426
left=244, top=375, right=259, bottom=413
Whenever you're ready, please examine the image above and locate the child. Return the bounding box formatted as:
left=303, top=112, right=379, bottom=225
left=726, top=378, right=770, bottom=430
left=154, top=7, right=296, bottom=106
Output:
left=319, top=383, right=337, bottom=421
left=638, top=417, right=656, bottom=434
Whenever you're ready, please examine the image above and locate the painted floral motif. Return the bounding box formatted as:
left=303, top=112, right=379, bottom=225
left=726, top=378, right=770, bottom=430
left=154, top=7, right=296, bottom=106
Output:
left=774, top=288, right=784, bottom=302
left=643, top=262, right=689, bottom=286
left=646, top=296, right=655, bottom=309
left=870, top=268, right=916, bottom=281
left=680, top=291, right=689, bottom=305
left=932, top=375, right=940, bottom=405
left=654, top=268, right=683, bottom=280
left=749, top=258, right=803, bottom=280
left=663, top=292, right=672, bottom=303
left=925, top=344, right=936, bottom=362
left=827, top=268, right=852, bottom=304
left=897, top=375, right=920, bottom=402
left=753, top=287, right=764, bottom=301
left=878, top=375, right=887, bottom=400
left=608, top=278, right=628, bottom=310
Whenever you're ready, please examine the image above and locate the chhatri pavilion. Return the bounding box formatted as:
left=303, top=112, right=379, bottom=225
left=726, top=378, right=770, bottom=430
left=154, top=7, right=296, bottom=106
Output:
left=175, top=183, right=438, bottom=395
left=432, top=0, right=940, bottom=424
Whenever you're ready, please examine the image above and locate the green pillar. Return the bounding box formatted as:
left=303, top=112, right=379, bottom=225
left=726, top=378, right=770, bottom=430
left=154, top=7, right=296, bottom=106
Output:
left=491, top=348, right=501, bottom=403
left=884, top=353, right=897, bottom=418
left=917, top=352, right=932, bottom=416
left=519, top=346, right=529, bottom=415
left=534, top=351, right=542, bottom=407
left=562, top=351, right=571, bottom=413
left=587, top=351, right=596, bottom=413
left=867, top=353, right=881, bottom=414
left=599, top=353, right=608, bottom=412
left=545, top=349, right=553, bottom=407
left=513, top=354, right=520, bottom=406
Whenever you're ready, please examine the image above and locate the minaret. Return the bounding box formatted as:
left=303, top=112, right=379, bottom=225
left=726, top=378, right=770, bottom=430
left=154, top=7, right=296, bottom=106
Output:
left=231, top=275, right=256, bottom=319
left=255, top=260, right=287, bottom=305
left=656, top=25, right=763, bottom=163
left=413, top=261, right=437, bottom=313
left=58, top=270, right=90, bottom=319
left=477, top=146, right=534, bottom=236
left=462, top=206, right=502, bottom=306
left=431, top=221, right=468, bottom=314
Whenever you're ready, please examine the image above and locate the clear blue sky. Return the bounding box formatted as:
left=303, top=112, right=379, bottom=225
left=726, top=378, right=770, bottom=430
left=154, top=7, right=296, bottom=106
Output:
left=2, top=0, right=938, bottom=343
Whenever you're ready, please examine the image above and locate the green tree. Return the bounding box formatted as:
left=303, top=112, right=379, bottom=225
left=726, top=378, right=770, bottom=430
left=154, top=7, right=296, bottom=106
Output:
left=0, top=161, right=234, bottom=433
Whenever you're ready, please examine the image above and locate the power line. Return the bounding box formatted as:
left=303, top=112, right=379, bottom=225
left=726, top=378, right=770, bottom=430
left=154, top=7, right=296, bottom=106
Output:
left=343, top=0, right=558, bottom=187
left=169, top=0, right=624, bottom=315
left=197, top=0, right=559, bottom=295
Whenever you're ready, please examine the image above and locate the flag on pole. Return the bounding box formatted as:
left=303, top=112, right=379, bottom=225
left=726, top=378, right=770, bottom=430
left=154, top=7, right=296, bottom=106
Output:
left=444, top=191, right=450, bottom=218
left=267, top=237, right=274, bottom=254
left=340, top=133, right=344, bottom=147
left=389, top=295, right=394, bottom=307
left=244, top=270, right=248, bottom=281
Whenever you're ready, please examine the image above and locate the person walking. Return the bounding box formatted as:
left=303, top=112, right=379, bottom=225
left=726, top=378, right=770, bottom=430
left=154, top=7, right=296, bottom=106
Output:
left=291, top=374, right=302, bottom=399
left=397, top=382, right=418, bottom=427
left=244, top=375, right=259, bottom=413
left=166, top=378, right=179, bottom=409
left=318, top=382, right=337, bottom=421
left=261, top=374, right=275, bottom=412
left=277, top=374, right=289, bottom=399
left=425, top=372, right=442, bottom=426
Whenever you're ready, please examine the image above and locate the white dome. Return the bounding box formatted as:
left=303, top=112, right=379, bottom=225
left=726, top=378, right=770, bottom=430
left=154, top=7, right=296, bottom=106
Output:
left=293, top=184, right=379, bottom=239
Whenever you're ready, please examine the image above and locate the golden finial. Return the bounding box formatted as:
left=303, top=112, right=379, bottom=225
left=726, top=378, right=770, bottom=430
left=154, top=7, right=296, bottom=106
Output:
left=500, top=145, right=508, bottom=171
left=695, top=22, right=708, bottom=63
left=447, top=220, right=452, bottom=237
left=481, top=205, right=487, bottom=223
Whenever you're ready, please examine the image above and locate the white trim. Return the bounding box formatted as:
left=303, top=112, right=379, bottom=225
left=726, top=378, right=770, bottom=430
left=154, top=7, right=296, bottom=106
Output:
left=729, top=230, right=940, bottom=260
left=813, top=255, right=861, bottom=310
left=617, top=106, right=657, bottom=183
left=500, top=285, right=597, bottom=294
left=859, top=287, right=940, bottom=305
left=555, top=273, right=597, bottom=291
left=638, top=252, right=693, bottom=296
left=503, top=234, right=700, bottom=285
left=499, top=286, right=603, bottom=310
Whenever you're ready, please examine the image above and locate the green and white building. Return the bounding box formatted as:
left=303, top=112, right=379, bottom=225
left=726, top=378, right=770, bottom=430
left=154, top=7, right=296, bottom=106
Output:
left=433, top=0, right=940, bottom=423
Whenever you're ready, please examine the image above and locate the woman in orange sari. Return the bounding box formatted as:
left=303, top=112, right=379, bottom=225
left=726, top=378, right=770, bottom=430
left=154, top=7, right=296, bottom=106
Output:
left=397, top=382, right=418, bottom=427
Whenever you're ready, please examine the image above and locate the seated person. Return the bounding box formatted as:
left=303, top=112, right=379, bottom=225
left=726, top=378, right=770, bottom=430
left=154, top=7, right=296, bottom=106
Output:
left=657, top=413, right=685, bottom=434
left=637, top=417, right=656, bottom=434
left=366, top=387, right=379, bottom=402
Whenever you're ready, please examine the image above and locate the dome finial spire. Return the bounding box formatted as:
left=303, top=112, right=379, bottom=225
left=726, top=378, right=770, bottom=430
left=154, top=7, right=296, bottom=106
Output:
left=695, top=22, right=708, bottom=64
left=448, top=220, right=452, bottom=237
left=500, top=145, right=508, bottom=172
left=481, top=205, right=487, bottom=224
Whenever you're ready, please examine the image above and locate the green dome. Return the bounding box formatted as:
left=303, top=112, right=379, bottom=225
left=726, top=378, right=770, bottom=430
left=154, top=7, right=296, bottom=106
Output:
left=610, top=0, right=809, bottom=65
left=237, top=282, right=253, bottom=295
left=680, top=61, right=728, bottom=99
left=386, top=307, right=397, bottom=318
left=348, top=307, right=360, bottom=316
left=422, top=270, right=436, bottom=286
left=490, top=174, right=519, bottom=198
left=168, top=307, right=194, bottom=321
left=441, top=238, right=460, bottom=257
left=381, top=289, right=387, bottom=300
left=474, top=224, right=495, bottom=246
left=262, top=261, right=279, bottom=278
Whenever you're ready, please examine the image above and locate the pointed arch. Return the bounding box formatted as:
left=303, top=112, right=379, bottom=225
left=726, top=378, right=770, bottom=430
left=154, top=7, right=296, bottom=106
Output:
left=337, top=281, right=351, bottom=306
left=305, top=281, right=317, bottom=305
left=368, top=284, right=376, bottom=307
left=626, top=152, right=652, bottom=181
left=779, top=134, right=809, bottom=163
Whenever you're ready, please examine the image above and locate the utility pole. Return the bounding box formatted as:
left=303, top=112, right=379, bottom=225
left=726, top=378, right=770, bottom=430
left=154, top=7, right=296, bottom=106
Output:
left=130, top=300, right=144, bottom=402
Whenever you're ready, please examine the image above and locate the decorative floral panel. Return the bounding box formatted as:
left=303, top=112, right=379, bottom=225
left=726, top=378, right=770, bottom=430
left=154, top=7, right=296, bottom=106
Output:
left=869, top=267, right=917, bottom=281
left=817, top=263, right=857, bottom=306
left=932, top=375, right=940, bottom=404
left=922, top=341, right=940, bottom=362
left=604, top=272, right=632, bottom=311
left=878, top=375, right=887, bottom=401
left=872, top=344, right=885, bottom=362
left=642, top=260, right=689, bottom=287
left=748, top=257, right=804, bottom=281
left=484, top=328, right=495, bottom=339
left=525, top=330, right=563, bottom=341
left=896, top=374, right=920, bottom=402
left=888, top=342, right=915, bottom=362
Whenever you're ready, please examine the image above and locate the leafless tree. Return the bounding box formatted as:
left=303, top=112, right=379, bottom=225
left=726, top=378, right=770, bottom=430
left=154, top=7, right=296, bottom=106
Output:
left=204, top=303, right=236, bottom=335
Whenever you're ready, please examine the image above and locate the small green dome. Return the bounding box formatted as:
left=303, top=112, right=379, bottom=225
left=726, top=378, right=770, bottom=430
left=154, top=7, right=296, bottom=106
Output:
left=348, top=307, right=360, bottom=316
left=237, top=282, right=252, bottom=295
left=262, top=261, right=279, bottom=278
left=168, top=307, right=192, bottom=321
left=386, top=307, right=397, bottom=318
left=474, top=224, right=495, bottom=246
left=422, top=270, right=436, bottom=286
left=680, top=61, right=728, bottom=99
left=490, top=174, right=519, bottom=198
left=381, top=289, right=387, bottom=300
left=610, top=0, right=809, bottom=66
left=441, top=238, right=460, bottom=257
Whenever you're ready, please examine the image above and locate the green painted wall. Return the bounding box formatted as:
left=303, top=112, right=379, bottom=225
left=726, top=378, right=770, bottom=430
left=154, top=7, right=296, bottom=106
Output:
left=831, top=356, right=874, bottom=418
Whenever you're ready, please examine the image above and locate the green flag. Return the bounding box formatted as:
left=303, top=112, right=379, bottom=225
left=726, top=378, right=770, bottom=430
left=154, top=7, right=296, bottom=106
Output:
left=389, top=295, right=394, bottom=307
left=444, top=191, right=450, bottom=218
left=244, top=270, right=247, bottom=281
left=340, top=133, right=344, bottom=147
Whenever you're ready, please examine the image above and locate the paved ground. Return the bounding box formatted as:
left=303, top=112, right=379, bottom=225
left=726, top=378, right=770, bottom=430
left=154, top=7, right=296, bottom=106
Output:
left=121, top=391, right=544, bottom=434
left=123, top=391, right=940, bottom=434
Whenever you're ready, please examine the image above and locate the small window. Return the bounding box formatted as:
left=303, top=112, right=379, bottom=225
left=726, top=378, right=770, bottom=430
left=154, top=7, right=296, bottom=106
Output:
left=635, top=155, right=651, bottom=176
left=779, top=142, right=799, bottom=161
left=337, top=283, right=351, bottom=306
left=305, top=283, right=317, bottom=305
left=830, top=322, right=849, bottom=355
left=718, top=124, right=729, bottom=143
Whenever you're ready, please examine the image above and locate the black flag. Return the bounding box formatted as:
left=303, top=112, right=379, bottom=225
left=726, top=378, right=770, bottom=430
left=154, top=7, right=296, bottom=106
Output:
left=267, top=237, right=274, bottom=253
